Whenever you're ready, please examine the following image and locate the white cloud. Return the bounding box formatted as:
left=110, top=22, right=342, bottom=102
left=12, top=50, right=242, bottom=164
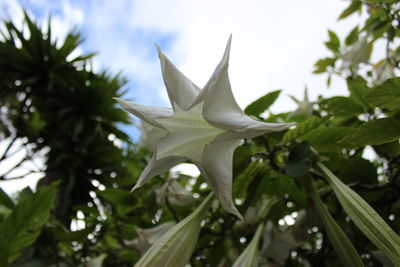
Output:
left=126, top=0, right=365, bottom=111
left=1, top=0, right=366, bottom=109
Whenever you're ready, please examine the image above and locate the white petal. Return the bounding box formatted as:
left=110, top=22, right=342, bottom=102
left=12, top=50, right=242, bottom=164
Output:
left=200, top=35, right=245, bottom=129
left=116, top=98, right=173, bottom=128
left=155, top=105, right=223, bottom=161
left=156, top=45, right=201, bottom=110
left=212, top=118, right=295, bottom=141
left=198, top=139, right=243, bottom=219
left=132, top=154, right=185, bottom=191
left=140, top=122, right=168, bottom=152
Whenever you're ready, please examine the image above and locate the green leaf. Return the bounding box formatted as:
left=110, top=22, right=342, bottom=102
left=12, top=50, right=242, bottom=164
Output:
left=244, top=90, right=281, bottom=116
left=339, top=118, right=400, bottom=146
left=317, top=162, right=400, bottom=266
left=313, top=57, right=337, bottom=74
left=310, top=184, right=364, bottom=267
left=320, top=96, right=363, bottom=116
left=347, top=77, right=371, bottom=110
left=365, top=77, right=400, bottom=110
left=285, top=142, right=312, bottom=178
left=338, top=1, right=362, bottom=20
left=337, top=157, right=377, bottom=184
left=0, top=188, right=14, bottom=209
left=282, top=116, right=324, bottom=143
left=98, top=188, right=136, bottom=206
left=363, top=0, right=396, bottom=2
left=0, top=183, right=58, bottom=265
left=328, top=30, right=340, bottom=49
left=233, top=161, right=266, bottom=200
left=345, top=26, right=359, bottom=46
left=300, top=127, right=351, bottom=152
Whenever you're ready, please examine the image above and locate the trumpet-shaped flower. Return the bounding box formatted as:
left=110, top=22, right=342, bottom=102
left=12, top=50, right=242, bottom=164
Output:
left=124, top=221, right=175, bottom=254
left=117, top=36, right=294, bottom=218
left=155, top=179, right=195, bottom=206
left=289, top=87, right=314, bottom=117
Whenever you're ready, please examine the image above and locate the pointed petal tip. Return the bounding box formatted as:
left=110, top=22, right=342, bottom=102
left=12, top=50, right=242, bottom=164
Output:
left=230, top=208, right=244, bottom=221
left=154, top=44, right=165, bottom=59
left=225, top=204, right=243, bottom=221
left=130, top=183, right=141, bottom=193
left=236, top=212, right=244, bottom=221
left=154, top=43, right=161, bottom=53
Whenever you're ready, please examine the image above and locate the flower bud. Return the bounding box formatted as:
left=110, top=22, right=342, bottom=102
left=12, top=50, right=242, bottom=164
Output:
left=134, top=193, right=213, bottom=267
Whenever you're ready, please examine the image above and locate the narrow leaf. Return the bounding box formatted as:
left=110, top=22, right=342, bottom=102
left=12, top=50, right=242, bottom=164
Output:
left=310, top=184, right=364, bottom=267
left=232, top=223, right=264, bottom=267
left=317, top=162, right=400, bottom=266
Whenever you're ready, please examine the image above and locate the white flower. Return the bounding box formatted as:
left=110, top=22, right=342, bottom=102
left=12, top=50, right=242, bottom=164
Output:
left=373, top=59, right=396, bottom=85
left=260, top=221, right=303, bottom=265
left=124, top=222, right=176, bottom=254
left=289, top=87, right=314, bottom=117
left=340, top=38, right=370, bottom=72
left=140, top=121, right=167, bottom=152
left=116, top=36, right=294, bottom=219
left=155, top=179, right=195, bottom=206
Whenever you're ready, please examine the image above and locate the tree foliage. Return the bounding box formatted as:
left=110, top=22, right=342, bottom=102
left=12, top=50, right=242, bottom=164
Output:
left=0, top=1, right=400, bottom=266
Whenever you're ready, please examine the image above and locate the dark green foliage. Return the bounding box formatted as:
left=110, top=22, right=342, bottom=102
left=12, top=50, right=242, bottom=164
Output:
left=339, top=118, right=400, bottom=146
left=0, top=188, right=14, bottom=209
left=365, top=77, right=400, bottom=110
left=285, top=142, right=312, bottom=178
left=0, top=12, right=132, bottom=225
left=0, top=183, right=57, bottom=265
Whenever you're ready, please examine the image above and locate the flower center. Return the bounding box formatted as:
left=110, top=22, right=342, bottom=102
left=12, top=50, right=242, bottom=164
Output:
left=155, top=104, right=224, bottom=161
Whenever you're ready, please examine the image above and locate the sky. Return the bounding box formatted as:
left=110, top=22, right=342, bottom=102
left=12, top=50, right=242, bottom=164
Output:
left=0, top=0, right=365, bottom=193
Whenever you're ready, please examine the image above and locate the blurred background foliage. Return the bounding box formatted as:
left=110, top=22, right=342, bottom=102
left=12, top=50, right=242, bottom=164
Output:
left=0, top=0, right=399, bottom=266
